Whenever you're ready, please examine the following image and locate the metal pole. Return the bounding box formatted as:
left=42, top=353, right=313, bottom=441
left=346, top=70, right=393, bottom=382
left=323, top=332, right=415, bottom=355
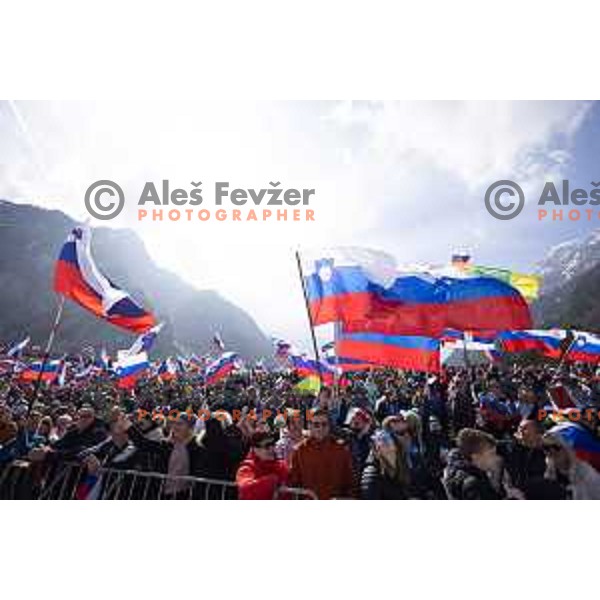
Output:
left=294, top=251, right=323, bottom=382
left=552, top=331, right=579, bottom=379
left=27, top=295, right=65, bottom=415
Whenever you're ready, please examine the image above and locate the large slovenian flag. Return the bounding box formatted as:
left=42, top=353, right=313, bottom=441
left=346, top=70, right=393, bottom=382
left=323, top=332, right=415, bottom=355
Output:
left=20, top=359, right=63, bottom=383
left=498, top=330, right=565, bottom=359
left=205, top=352, right=239, bottom=385
left=115, top=352, right=149, bottom=389
left=343, top=272, right=532, bottom=337
left=336, top=332, right=440, bottom=373
left=301, top=248, right=531, bottom=337
left=568, top=332, right=600, bottom=364
left=302, top=247, right=398, bottom=327
left=54, top=226, right=156, bottom=334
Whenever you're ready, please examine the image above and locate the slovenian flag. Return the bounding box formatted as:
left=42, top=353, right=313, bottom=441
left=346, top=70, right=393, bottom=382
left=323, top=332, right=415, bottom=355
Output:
left=57, top=361, right=68, bottom=387
left=499, top=330, right=565, bottom=359
left=20, top=359, right=63, bottom=383
left=125, top=323, right=164, bottom=357
left=157, top=357, right=178, bottom=381
left=205, top=352, right=239, bottom=385
left=336, top=332, right=440, bottom=373
left=301, top=247, right=531, bottom=337
left=212, top=332, right=225, bottom=352
left=7, top=336, right=30, bottom=358
left=115, top=352, right=149, bottom=389
left=301, top=247, right=397, bottom=327
left=75, top=473, right=102, bottom=500
left=568, top=332, right=600, bottom=364
left=54, top=226, right=156, bottom=334
left=99, top=347, right=111, bottom=370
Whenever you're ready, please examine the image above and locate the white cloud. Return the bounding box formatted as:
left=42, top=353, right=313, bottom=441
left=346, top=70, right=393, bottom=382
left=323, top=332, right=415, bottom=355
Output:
left=0, top=100, right=595, bottom=347
left=328, top=100, right=592, bottom=189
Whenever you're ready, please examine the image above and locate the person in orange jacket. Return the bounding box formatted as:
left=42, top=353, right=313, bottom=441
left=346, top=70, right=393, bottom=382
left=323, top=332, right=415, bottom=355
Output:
left=289, top=408, right=355, bottom=499
left=236, top=431, right=289, bottom=500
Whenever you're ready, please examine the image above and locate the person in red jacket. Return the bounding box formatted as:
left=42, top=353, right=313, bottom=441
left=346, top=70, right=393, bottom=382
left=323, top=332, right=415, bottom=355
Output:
left=236, top=431, right=289, bottom=500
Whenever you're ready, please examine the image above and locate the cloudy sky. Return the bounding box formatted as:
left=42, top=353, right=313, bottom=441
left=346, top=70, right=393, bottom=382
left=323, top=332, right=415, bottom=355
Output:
left=1, top=100, right=598, bottom=348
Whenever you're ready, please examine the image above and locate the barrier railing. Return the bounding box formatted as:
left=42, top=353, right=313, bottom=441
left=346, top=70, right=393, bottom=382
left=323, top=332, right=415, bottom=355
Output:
left=0, top=461, right=316, bottom=500
left=273, top=485, right=318, bottom=500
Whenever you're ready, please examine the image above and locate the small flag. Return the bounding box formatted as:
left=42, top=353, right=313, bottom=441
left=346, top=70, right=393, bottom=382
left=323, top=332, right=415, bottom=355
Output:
left=20, top=360, right=62, bottom=383
left=115, top=352, right=149, bottom=389
left=205, top=352, right=240, bottom=385
left=126, top=323, right=164, bottom=357
left=157, top=357, right=178, bottom=381
left=294, top=375, right=322, bottom=395
left=212, top=332, right=225, bottom=352
left=7, top=336, right=30, bottom=358
left=99, top=347, right=110, bottom=370
left=57, top=361, right=68, bottom=387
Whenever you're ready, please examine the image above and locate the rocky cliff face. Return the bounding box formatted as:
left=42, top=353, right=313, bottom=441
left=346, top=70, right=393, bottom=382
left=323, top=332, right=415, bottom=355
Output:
left=0, top=200, right=272, bottom=360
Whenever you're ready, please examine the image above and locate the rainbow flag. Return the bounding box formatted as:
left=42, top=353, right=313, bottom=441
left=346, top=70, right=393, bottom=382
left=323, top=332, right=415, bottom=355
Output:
left=294, top=375, right=321, bottom=395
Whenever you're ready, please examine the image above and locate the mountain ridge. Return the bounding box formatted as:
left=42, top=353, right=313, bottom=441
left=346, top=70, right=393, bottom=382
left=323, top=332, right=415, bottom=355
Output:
left=0, top=200, right=272, bottom=360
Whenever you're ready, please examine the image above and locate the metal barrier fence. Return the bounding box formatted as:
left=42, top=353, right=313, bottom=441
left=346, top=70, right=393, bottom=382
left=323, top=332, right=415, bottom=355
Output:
left=0, top=461, right=316, bottom=500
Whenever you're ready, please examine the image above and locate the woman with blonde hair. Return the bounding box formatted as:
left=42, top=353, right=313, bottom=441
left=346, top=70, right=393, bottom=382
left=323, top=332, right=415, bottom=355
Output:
left=360, top=427, right=412, bottom=499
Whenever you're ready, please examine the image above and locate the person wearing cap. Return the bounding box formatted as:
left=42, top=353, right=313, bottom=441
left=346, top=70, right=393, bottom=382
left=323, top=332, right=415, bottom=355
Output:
left=235, top=431, right=289, bottom=500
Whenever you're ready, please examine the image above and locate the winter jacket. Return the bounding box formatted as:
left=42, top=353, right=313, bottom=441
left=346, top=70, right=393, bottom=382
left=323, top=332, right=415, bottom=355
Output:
left=50, top=418, right=108, bottom=461
left=126, top=424, right=206, bottom=477
left=443, top=449, right=505, bottom=500
left=236, top=451, right=289, bottom=499
left=360, top=456, right=408, bottom=499
left=289, top=436, right=354, bottom=499
left=499, top=441, right=546, bottom=498
left=0, top=418, right=18, bottom=445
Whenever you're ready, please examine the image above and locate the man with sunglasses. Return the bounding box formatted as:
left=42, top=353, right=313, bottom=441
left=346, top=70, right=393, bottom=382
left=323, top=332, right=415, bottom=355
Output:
left=236, top=431, right=289, bottom=499
left=289, top=408, right=354, bottom=499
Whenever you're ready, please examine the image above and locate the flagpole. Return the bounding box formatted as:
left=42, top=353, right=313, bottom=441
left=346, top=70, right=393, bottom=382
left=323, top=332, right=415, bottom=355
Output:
left=295, top=251, right=323, bottom=383
left=552, top=330, right=578, bottom=380
left=27, top=295, right=66, bottom=416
